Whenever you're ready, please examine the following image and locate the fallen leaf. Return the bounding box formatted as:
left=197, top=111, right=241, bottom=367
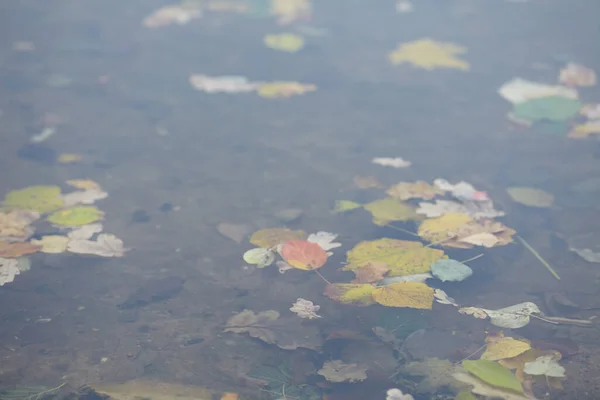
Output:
left=403, top=358, right=465, bottom=393
left=323, top=283, right=376, bottom=306
left=386, top=181, right=444, bottom=200
left=434, top=288, right=458, bottom=306
left=257, top=81, right=316, bottom=98
left=462, top=360, right=523, bottom=393
left=523, top=355, right=565, bottom=378
left=250, top=228, right=305, bottom=248
left=67, top=233, right=126, bottom=257
left=224, top=309, right=322, bottom=350
left=243, top=247, right=275, bottom=268
left=498, top=78, right=578, bottom=104
left=451, top=219, right=515, bottom=248
left=92, top=379, right=214, bottom=400
left=500, top=349, right=562, bottom=382
left=0, top=210, right=39, bottom=242
left=379, top=273, right=432, bottom=285
left=417, top=199, right=504, bottom=219
left=68, top=223, right=103, bottom=240
left=58, top=153, right=83, bottom=163
left=317, top=360, right=367, bottom=383
left=481, top=334, right=531, bottom=361
left=62, top=189, right=108, bottom=207
left=220, top=393, right=239, bottom=400
left=372, top=282, right=434, bottom=309
left=507, top=187, right=554, bottom=207
left=290, top=298, right=321, bottom=319
left=459, top=302, right=541, bottom=329
left=453, top=372, right=529, bottom=400
left=364, top=197, right=421, bottom=225
left=281, top=240, right=328, bottom=270
left=511, top=96, right=581, bottom=123
left=47, top=206, right=104, bottom=226
left=433, top=179, right=488, bottom=201
left=332, top=200, right=362, bottom=212
left=307, top=231, right=341, bottom=253
left=0, top=258, right=21, bottom=286
left=352, top=262, right=390, bottom=283
left=271, top=0, right=311, bottom=25
left=3, top=185, right=63, bottom=213
left=143, top=5, right=201, bottom=28
left=459, top=232, right=499, bottom=248
left=430, top=259, right=472, bottom=282
left=559, top=63, right=597, bottom=87
left=0, top=241, right=40, bottom=258
left=568, top=120, right=600, bottom=139
left=353, top=175, right=385, bottom=189
left=275, top=260, right=294, bottom=273
left=217, top=223, right=251, bottom=243
left=458, top=306, right=488, bottom=319
left=418, top=213, right=473, bottom=244
left=66, top=179, right=102, bottom=191
left=264, top=33, right=304, bottom=52
left=31, top=235, right=69, bottom=254
left=189, top=74, right=260, bottom=93
left=388, top=38, right=470, bottom=70
left=386, top=388, right=414, bottom=400
left=580, top=103, right=600, bottom=119
left=371, top=157, right=411, bottom=168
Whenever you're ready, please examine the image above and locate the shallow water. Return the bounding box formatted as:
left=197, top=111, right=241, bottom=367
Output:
left=1, top=0, right=600, bottom=399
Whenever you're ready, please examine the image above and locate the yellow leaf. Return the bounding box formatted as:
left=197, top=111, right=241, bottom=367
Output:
left=249, top=228, right=306, bottom=248
left=220, top=393, right=239, bottom=400
left=387, top=246, right=447, bottom=276
left=388, top=38, right=470, bottom=71
left=363, top=197, right=421, bottom=226
left=66, top=179, right=102, bottom=191
left=264, top=33, right=305, bottom=53
left=3, top=185, right=63, bottom=213
left=507, top=187, right=554, bottom=208
left=386, top=181, right=444, bottom=200
left=343, top=238, right=421, bottom=271
left=31, top=235, right=70, bottom=254
left=47, top=206, right=104, bottom=226
left=332, top=200, right=362, bottom=213
left=324, top=283, right=376, bottom=306
left=481, top=337, right=531, bottom=361
left=417, top=213, right=473, bottom=243
left=372, top=282, right=434, bottom=309
left=58, top=153, right=83, bottom=163
left=258, top=81, right=316, bottom=98
left=271, top=0, right=311, bottom=25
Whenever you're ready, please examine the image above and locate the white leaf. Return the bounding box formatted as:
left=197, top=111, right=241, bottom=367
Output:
left=386, top=388, right=414, bottom=400
left=68, top=223, right=104, bottom=240
left=67, top=233, right=126, bottom=257
left=434, top=289, right=459, bottom=307
left=459, top=232, right=499, bottom=247
left=290, top=298, right=321, bottom=319
left=498, top=78, right=578, bottom=104
left=62, top=189, right=108, bottom=207
left=276, top=260, right=294, bottom=274
left=523, top=355, right=566, bottom=378
left=307, top=231, right=341, bottom=252
left=189, top=74, right=260, bottom=93
left=372, top=157, right=411, bottom=168
left=459, top=302, right=541, bottom=328
left=0, top=258, right=21, bottom=286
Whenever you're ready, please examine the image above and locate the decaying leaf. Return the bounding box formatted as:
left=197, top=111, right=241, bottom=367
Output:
left=276, top=260, right=294, bottom=273
left=317, top=360, right=367, bottom=383
left=0, top=257, right=21, bottom=286
left=434, top=288, right=458, bottom=307
left=388, top=38, right=470, bottom=70
left=500, top=348, right=563, bottom=383
left=0, top=241, right=41, bottom=258
left=323, top=283, right=376, bottom=306
left=559, top=63, right=597, bottom=87
left=257, top=81, right=316, bottom=98
left=250, top=228, right=306, bottom=248
left=386, top=388, right=414, bottom=400
left=307, top=231, right=341, bottom=253
left=380, top=273, right=432, bottom=285
left=290, top=298, right=321, bottom=319
left=511, top=96, right=581, bottom=123
left=462, top=360, right=523, bottom=393
left=217, top=223, right=251, bottom=243
left=453, top=372, right=529, bottom=400
left=433, top=179, right=489, bottom=201
left=332, top=200, right=362, bottom=212
left=280, top=240, right=328, bottom=270
left=143, top=5, right=201, bottom=28
left=417, top=199, right=504, bottom=219
left=68, top=223, right=103, bottom=240
left=371, top=157, right=411, bottom=168
left=419, top=215, right=515, bottom=249
left=403, top=358, right=465, bottom=393
left=418, top=213, right=473, bottom=243
left=372, top=282, right=434, bottom=309
left=507, top=187, right=554, bottom=208
left=0, top=210, right=39, bottom=241
left=264, top=33, right=304, bottom=52
left=189, top=74, right=261, bottom=93
left=481, top=333, right=531, bottom=361
left=47, top=206, right=104, bottom=226
left=363, top=197, right=421, bottom=225
left=459, top=302, right=541, bottom=329
left=3, top=185, right=63, bottom=213
left=523, top=355, right=565, bottom=378
left=353, top=175, right=385, bottom=189
left=498, top=78, right=578, bottom=104
left=344, top=238, right=446, bottom=276
left=386, top=181, right=444, bottom=200
left=31, top=235, right=70, bottom=254
left=62, top=189, right=108, bottom=207
left=243, top=247, right=275, bottom=268
left=224, top=309, right=322, bottom=350
left=352, top=262, right=390, bottom=283
left=67, top=233, right=126, bottom=257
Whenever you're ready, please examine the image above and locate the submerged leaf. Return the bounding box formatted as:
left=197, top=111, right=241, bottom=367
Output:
left=388, top=38, right=470, bottom=70
left=67, top=233, right=126, bottom=257
left=363, top=197, right=421, bottom=225
left=386, top=181, right=444, bottom=200
left=523, top=355, right=565, bottom=378
left=318, top=360, right=367, bottom=383
left=66, top=179, right=102, bottom=191
left=290, top=298, right=321, bottom=319
left=372, top=282, right=434, bottom=309
left=250, top=228, right=305, bottom=248
left=431, top=259, right=473, bottom=282
left=462, top=360, right=523, bottom=393
left=453, top=372, right=529, bottom=400
left=403, top=358, right=465, bottom=393
left=507, top=187, right=554, bottom=207
left=280, top=240, right=328, bottom=270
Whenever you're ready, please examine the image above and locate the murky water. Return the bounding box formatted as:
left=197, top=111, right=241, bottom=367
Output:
left=1, top=1, right=600, bottom=399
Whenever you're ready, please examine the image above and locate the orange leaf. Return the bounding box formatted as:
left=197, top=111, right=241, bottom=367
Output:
left=281, top=240, right=328, bottom=270
left=0, top=241, right=41, bottom=258
left=220, top=393, right=239, bottom=400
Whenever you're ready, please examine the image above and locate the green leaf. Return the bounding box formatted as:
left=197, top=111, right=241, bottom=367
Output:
left=455, top=388, right=479, bottom=400
left=462, top=360, right=523, bottom=393
left=512, top=96, right=581, bottom=122
left=332, top=200, right=362, bottom=213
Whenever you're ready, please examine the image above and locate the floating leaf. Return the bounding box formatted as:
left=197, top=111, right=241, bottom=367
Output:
left=264, top=33, right=304, bottom=52
left=380, top=273, right=432, bottom=285
left=417, top=199, right=505, bottom=219
left=417, top=213, right=473, bottom=243
left=31, top=235, right=69, bottom=254
left=323, top=283, right=376, bottom=306
left=280, top=240, right=328, bottom=270
left=434, top=288, right=458, bottom=306
left=498, top=78, right=578, bottom=105
left=559, top=63, right=597, bottom=87
left=431, top=259, right=473, bottom=282
left=189, top=74, right=260, bottom=93
left=507, top=187, right=554, bottom=207
left=523, top=355, right=565, bottom=378
left=481, top=333, right=531, bottom=361
left=451, top=220, right=516, bottom=249
left=0, top=241, right=41, bottom=258
left=403, top=358, right=465, bottom=393
left=0, top=210, right=39, bottom=242
left=372, top=157, right=412, bottom=168
left=307, top=231, right=341, bottom=252
left=67, top=223, right=103, bottom=240
left=372, top=282, right=434, bottom=309
left=67, top=233, right=126, bottom=257
left=66, top=179, right=102, bottom=191
left=344, top=238, right=445, bottom=276
left=47, top=206, right=104, bottom=226
left=271, top=0, right=311, bottom=25
left=3, top=185, right=63, bottom=213
left=386, top=181, right=444, bottom=200
left=224, top=309, right=322, bottom=350
left=249, top=228, right=305, bottom=248
left=453, top=372, right=529, bottom=400
left=243, top=247, right=275, bottom=268
left=568, top=120, right=600, bottom=139
left=289, top=298, right=321, bottom=319
left=459, top=302, right=541, bottom=329
left=0, top=257, right=21, bottom=286
left=363, top=197, right=421, bottom=225
left=143, top=5, right=201, bottom=28
left=317, top=360, right=367, bottom=383
left=500, top=349, right=562, bottom=383
left=462, top=360, right=523, bottom=393
left=62, top=189, right=108, bottom=207
left=511, top=96, right=581, bottom=123
left=388, top=38, right=470, bottom=70
left=352, top=262, right=390, bottom=283
left=332, top=200, right=362, bottom=213
left=257, top=81, right=316, bottom=98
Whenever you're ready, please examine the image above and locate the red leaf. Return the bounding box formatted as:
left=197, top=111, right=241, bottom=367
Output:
left=281, top=240, right=328, bottom=270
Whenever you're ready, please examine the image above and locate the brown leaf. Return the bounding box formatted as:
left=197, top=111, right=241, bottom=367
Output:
left=351, top=262, right=390, bottom=283
left=0, top=241, right=41, bottom=258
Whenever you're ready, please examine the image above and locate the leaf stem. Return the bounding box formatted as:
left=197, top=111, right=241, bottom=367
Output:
left=460, top=254, right=484, bottom=264
left=314, top=269, right=331, bottom=284
left=517, top=235, right=561, bottom=280
left=385, top=224, right=419, bottom=237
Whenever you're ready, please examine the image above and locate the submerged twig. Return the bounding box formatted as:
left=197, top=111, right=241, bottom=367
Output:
left=517, top=235, right=561, bottom=280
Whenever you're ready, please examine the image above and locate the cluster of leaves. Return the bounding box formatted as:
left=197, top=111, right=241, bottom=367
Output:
left=499, top=64, right=599, bottom=138
left=0, top=180, right=127, bottom=286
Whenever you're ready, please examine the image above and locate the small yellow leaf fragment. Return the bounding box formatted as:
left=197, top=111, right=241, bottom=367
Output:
left=417, top=213, right=473, bottom=243
left=66, top=179, right=102, bottom=191
left=31, top=235, right=70, bottom=254
left=58, top=153, right=83, bottom=163
left=372, top=281, right=434, bottom=309
left=249, top=228, right=306, bottom=248
left=257, top=81, right=316, bottom=98
left=388, top=38, right=470, bottom=71
left=332, top=200, right=362, bottom=213
left=264, top=33, right=305, bottom=53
